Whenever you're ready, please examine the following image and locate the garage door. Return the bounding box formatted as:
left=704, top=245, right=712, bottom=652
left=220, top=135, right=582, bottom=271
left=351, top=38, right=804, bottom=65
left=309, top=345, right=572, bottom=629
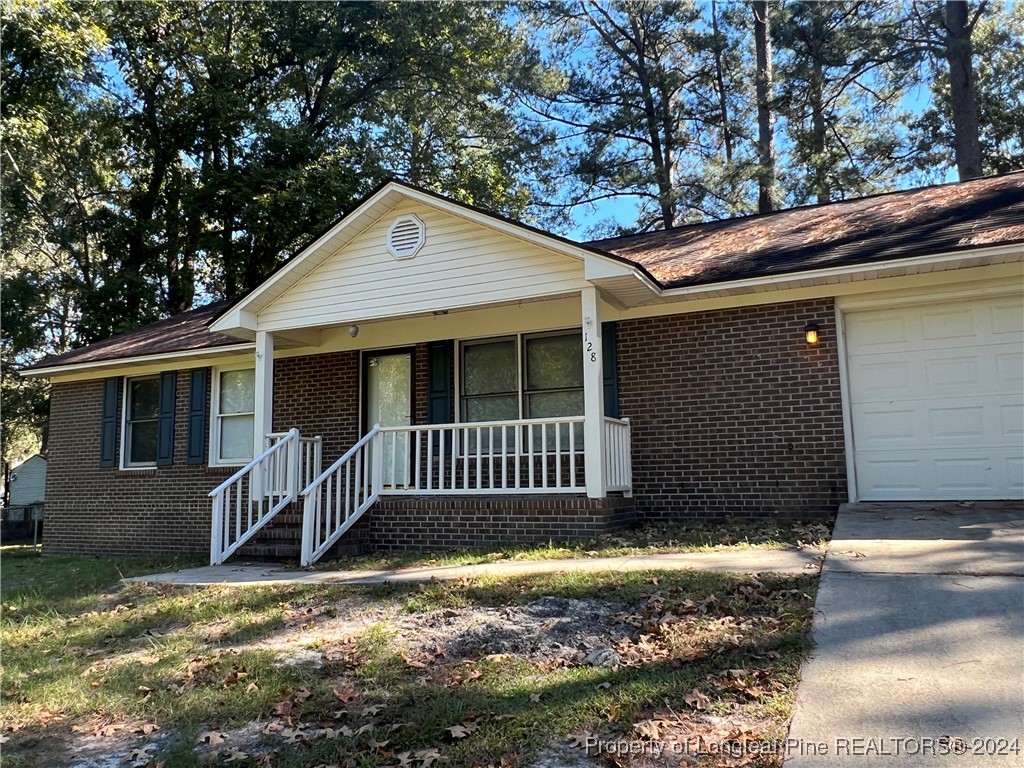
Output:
left=845, top=293, right=1023, bottom=501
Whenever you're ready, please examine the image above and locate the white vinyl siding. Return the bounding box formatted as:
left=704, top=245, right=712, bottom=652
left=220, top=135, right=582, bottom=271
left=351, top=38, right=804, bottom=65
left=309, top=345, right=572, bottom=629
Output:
left=845, top=293, right=1024, bottom=500
left=258, top=201, right=587, bottom=330
left=7, top=455, right=46, bottom=506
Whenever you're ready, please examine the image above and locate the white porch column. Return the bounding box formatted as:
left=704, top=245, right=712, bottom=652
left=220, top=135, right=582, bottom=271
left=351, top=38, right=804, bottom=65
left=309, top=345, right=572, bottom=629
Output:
left=581, top=286, right=606, bottom=498
left=253, top=330, right=274, bottom=457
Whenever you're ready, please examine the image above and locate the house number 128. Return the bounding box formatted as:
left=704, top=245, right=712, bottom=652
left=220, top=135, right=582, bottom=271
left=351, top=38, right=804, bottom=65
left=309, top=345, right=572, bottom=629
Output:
left=584, top=332, right=597, bottom=363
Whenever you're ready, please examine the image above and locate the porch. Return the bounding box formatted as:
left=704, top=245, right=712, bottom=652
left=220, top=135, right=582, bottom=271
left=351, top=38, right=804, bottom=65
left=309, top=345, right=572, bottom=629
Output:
left=208, top=286, right=634, bottom=566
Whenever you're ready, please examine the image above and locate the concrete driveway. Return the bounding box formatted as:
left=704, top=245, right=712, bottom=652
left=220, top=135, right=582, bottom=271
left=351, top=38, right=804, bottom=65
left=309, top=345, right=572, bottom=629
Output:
left=786, top=502, right=1024, bottom=767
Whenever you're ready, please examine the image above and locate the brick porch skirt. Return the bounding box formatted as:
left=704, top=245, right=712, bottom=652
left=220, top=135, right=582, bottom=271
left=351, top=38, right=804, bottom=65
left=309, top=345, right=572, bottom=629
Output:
left=345, top=495, right=635, bottom=552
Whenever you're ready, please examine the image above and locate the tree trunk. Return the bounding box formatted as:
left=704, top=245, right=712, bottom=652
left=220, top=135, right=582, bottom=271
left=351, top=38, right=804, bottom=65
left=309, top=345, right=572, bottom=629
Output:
left=945, top=0, right=983, bottom=179
left=752, top=0, right=776, bottom=213
left=711, top=0, right=733, bottom=163
left=809, top=56, right=830, bottom=204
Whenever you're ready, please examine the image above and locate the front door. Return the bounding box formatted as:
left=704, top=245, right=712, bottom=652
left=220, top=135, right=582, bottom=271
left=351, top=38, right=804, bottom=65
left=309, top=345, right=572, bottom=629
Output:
left=365, top=351, right=413, bottom=487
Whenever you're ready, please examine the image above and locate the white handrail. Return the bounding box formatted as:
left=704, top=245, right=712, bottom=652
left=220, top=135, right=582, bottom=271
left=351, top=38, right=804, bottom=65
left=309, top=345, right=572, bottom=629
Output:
left=209, top=428, right=313, bottom=565
left=299, top=424, right=381, bottom=566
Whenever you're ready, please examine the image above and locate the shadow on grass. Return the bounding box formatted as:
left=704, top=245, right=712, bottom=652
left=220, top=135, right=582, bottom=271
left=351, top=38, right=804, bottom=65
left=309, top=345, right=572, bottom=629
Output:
left=2, top=560, right=817, bottom=768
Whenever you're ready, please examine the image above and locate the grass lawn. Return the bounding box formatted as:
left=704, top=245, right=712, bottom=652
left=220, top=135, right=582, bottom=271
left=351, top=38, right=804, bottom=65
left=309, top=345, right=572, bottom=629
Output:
left=2, top=543, right=819, bottom=768
left=307, top=518, right=834, bottom=573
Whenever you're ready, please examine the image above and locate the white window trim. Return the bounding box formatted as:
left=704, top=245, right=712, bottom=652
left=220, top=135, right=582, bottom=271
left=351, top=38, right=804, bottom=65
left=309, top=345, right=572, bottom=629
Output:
left=120, top=374, right=160, bottom=470
left=456, top=327, right=584, bottom=424
left=209, top=363, right=256, bottom=467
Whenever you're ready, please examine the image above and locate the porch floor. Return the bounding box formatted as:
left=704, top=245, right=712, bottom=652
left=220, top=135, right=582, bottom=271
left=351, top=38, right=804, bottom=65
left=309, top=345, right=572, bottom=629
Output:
left=125, top=548, right=823, bottom=587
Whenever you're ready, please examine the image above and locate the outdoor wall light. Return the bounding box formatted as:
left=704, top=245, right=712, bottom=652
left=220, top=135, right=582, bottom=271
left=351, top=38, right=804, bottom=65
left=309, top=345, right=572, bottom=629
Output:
left=804, top=322, right=820, bottom=345
left=348, top=325, right=359, bottom=338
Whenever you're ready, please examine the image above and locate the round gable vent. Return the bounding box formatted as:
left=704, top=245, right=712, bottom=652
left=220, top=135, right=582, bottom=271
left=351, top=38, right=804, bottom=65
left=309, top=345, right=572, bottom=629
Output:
left=386, top=214, right=426, bottom=259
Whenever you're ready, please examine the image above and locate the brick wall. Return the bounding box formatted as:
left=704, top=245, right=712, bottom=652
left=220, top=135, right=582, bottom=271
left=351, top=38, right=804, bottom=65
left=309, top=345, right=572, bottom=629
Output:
left=43, top=355, right=362, bottom=557
left=352, top=495, right=634, bottom=551
left=43, top=375, right=225, bottom=556
left=43, top=297, right=847, bottom=557
left=618, top=298, right=847, bottom=519
left=272, top=351, right=360, bottom=461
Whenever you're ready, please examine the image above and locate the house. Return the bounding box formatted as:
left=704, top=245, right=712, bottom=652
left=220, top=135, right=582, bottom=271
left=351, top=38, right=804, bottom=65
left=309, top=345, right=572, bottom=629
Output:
left=22, top=173, right=1024, bottom=564
left=6, top=453, right=47, bottom=508
left=2, top=454, right=47, bottom=538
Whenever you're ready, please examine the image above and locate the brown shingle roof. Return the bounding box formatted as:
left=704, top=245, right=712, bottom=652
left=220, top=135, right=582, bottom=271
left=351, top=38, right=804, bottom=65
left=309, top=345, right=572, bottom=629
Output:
left=24, top=172, right=1024, bottom=374
left=588, top=171, right=1024, bottom=287
left=24, top=300, right=246, bottom=371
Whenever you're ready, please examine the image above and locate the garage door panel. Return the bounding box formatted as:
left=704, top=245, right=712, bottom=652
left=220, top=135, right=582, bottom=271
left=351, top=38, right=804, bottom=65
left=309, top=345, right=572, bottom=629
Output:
left=921, top=305, right=977, bottom=341
left=846, top=312, right=912, bottom=350
left=846, top=293, right=1023, bottom=501
left=1002, top=404, right=1024, bottom=438
left=856, top=457, right=926, bottom=497
left=991, top=300, right=1024, bottom=335
left=996, top=352, right=1024, bottom=386
left=1008, top=458, right=1024, bottom=493
left=853, top=400, right=1013, bottom=451
left=929, top=405, right=986, bottom=440
left=857, top=448, right=1013, bottom=500
left=849, top=352, right=1018, bottom=400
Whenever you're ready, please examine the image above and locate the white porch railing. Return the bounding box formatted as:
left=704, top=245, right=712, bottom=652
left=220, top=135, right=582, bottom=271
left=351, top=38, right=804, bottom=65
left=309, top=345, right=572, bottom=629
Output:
left=209, top=428, right=322, bottom=565
left=378, top=415, right=588, bottom=494
left=300, top=425, right=381, bottom=566
left=603, top=416, right=632, bottom=493
left=291, top=414, right=632, bottom=566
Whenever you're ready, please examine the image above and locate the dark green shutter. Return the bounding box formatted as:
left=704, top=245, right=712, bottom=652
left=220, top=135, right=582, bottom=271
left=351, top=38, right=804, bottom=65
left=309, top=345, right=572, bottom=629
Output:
left=100, top=378, right=119, bottom=467
left=187, top=368, right=208, bottom=464
left=156, top=371, right=177, bottom=465
left=602, top=321, right=619, bottom=418
left=427, top=341, right=454, bottom=453
left=427, top=341, right=453, bottom=423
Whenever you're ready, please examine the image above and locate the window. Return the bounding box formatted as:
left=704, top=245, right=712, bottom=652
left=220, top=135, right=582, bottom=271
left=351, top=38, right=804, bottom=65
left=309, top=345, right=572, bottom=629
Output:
left=211, top=367, right=255, bottom=464
left=460, top=330, right=584, bottom=450
left=462, top=338, right=519, bottom=423
left=123, top=376, right=160, bottom=466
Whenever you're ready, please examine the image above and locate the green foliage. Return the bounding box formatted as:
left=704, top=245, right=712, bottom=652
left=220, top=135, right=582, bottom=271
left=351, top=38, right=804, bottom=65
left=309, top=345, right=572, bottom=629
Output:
left=1, top=0, right=1017, bottom=456
left=1, top=0, right=555, bottom=451
left=911, top=2, right=1024, bottom=176
left=772, top=1, right=919, bottom=204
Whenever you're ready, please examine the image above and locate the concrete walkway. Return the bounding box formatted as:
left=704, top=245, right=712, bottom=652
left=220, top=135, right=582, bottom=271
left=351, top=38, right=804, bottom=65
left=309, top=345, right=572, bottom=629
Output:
left=785, top=502, right=1024, bottom=767
left=124, top=547, right=823, bottom=587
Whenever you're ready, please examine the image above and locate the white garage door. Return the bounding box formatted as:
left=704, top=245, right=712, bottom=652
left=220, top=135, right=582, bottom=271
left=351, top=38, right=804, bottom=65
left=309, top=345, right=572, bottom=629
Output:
left=845, top=293, right=1024, bottom=501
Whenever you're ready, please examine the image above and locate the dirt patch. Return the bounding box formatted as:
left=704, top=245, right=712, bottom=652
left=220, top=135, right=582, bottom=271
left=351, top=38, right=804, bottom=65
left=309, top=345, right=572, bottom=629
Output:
left=394, top=596, right=633, bottom=664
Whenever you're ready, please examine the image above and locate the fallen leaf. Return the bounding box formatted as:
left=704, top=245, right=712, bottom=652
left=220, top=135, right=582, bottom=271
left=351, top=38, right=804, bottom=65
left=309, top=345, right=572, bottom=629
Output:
left=684, top=688, right=710, bottom=709
left=447, top=721, right=479, bottom=739
left=128, top=745, right=153, bottom=763
left=529, top=693, right=542, bottom=703
left=196, top=730, right=227, bottom=746
left=272, top=700, right=295, bottom=717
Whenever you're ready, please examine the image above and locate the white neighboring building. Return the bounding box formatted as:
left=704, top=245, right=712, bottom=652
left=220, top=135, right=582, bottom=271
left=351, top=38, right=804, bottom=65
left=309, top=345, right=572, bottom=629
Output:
left=7, top=454, right=47, bottom=520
